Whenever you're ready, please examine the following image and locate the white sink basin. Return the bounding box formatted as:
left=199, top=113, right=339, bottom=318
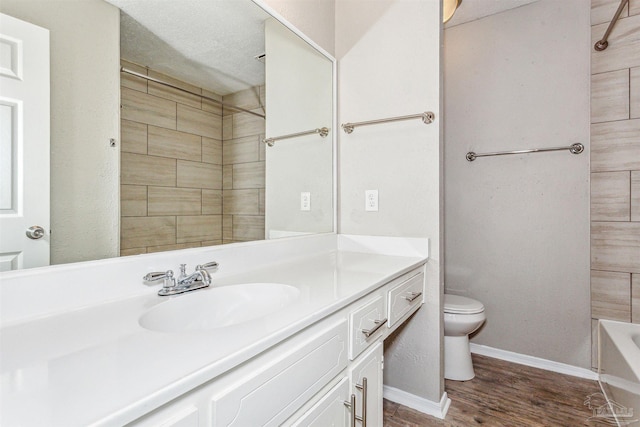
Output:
left=139, top=283, right=300, bottom=333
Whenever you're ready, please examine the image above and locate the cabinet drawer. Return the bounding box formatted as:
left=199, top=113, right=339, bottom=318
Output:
left=388, top=271, right=424, bottom=327
left=210, top=319, right=349, bottom=427
left=349, top=294, right=386, bottom=360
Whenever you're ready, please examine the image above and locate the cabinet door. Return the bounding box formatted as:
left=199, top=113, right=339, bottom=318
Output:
left=349, top=342, right=383, bottom=427
left=290, top=377, right=350, bottom=427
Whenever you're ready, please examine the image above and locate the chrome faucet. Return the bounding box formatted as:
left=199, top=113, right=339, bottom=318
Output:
left=144, top=261, right=218, bottom=296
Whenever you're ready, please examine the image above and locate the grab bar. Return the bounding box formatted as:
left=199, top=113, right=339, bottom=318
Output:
left=341, top=112, right=435, bottom=134
left=594, top=0, right=629, bottom=51
left=262, top=127, right=330, bottom=147
left=466, top=143, right=584, bottom=162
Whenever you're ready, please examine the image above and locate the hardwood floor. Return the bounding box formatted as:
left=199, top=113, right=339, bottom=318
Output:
left=384, top=354, right=603, bottom=426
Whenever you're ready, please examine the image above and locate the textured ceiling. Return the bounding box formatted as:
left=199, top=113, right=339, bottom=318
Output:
left=445, top=0, right=541, bottom=27
left=106, top=0, right=271, bottom=95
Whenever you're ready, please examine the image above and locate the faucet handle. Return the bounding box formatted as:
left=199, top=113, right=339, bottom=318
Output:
left=143, top=270, right=176, bottom=289
left=196, top=261, right=219, bottom=272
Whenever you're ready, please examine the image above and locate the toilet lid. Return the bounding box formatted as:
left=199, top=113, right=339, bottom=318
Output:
left=444, top=294, right=485, bottom=314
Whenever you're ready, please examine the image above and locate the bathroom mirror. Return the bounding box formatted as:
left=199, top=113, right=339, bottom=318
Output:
left=0, top=0, right=335, bottom=271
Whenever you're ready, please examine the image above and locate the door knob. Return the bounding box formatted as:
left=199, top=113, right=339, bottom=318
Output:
left=26, top=226, right=45, bottom=240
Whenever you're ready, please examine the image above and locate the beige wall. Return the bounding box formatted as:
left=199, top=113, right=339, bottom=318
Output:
left=336, top=0, right=443, bottom=403
left=119, top=61, right=224, bottom=255
left=590, top=0, right=640, bottom=367
left=444, top=0, right=591, bottom=368
left=262, top=0, right=335, bottom=55
left=0, top=0, right=120, bottom=265
left=222, top=86, right=266, bottom=243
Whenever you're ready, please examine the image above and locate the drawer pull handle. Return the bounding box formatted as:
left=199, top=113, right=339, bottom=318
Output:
left=343, top=393, right=363, bottom=426
left=403, top=291, right=422, bottom=302
left=361, top=318, right=387, bottom=338
left=344, top=377, right=368, bottom=427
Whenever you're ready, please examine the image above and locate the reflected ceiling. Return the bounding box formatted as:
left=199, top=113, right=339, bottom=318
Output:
left=106, top=0, right=270, bottom=95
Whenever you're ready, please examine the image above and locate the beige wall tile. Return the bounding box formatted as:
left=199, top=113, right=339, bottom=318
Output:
left=121, top=153, right=176, bottom=187
left=120, top=60, right=148, bottom=92
left=223, top=189, right=260, bottom=215
left=202, top=190, right=222, bottom=215
left=591, top=171, right=631, bottom=221
left=632, top=67, right=640, bottom=119
left=233, top=162, right=265, bottom=189
left=202, top=89, right=223, bottom=115
left=633, top=274, right=640, bottom=323
left=223, top=215, right=233, bottom=240
left=223, top=135, right=260, bottom=165
left=202, top=137, right=222, bottom=165
left=592, top=222, right=640, bottom=272
left=121, top=216, right=176, bottom=249
left=591, top=318, right=598, bottom=369
left=233, top=216, right=265, bottom=241
left=148, top=126, right=202, bottom=162
left=231, top=110, right=265, bottom=139
left=223, top=165, right=233, bottom=190
left=177, top=160, right=222, bottom=189
left=147, top=242, right=201, bottom=253
left=176, top=215, right=222, bottom=243
left=121, top=247, right=147, bottom=256
left=177, top=104, right=222, bottom=139
left=259, top=189, right=265, bottom=215
left=121, top=185, right=147, bottom=217
left=222, top=87, right=263, bottom=114
left=148, top=187, right=201, bottom=216
left=591, top=15, right=640, bottom=74
left=121, top=87, right=177, bottom=130
left=591, top=70, right=630, bottom=123
left=592, top=0, right=629, bottom=25
left=632, top=171, right=640, bottom=221
left=121, top=120, right=147, bottom=154
left=591, top=119, right=640, bottom=171
left=147, top=70, right=202, bottom=109
left=148, top=70, right=201, bottom=94
left=631, top=0, right=640, bottom=16
left=201, top=240, right=223, bottom=247
left=223, top=115, right=233, bottom=140
left=591, top=270, right=631, bottom=321
left=259, top=134, right=266, bottom=161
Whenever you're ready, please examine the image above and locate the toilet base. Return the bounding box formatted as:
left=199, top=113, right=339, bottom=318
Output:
left=444, top=335, right=475, bottom=381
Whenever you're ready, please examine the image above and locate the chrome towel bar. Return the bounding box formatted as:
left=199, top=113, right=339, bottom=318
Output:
left=466, top=143, right=584, bottom=162
left=594, top=0, right=629, bottom=51
left=262, top=127, right=330, bottom=147
left=341, top=111, right=435, bottom=134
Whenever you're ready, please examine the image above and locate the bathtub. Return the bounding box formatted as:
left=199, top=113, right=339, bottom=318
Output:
left=597, top=320, right=640, bottom=427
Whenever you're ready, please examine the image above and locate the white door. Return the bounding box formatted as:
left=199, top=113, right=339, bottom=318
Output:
left=0, top=13, right=50, bottom=271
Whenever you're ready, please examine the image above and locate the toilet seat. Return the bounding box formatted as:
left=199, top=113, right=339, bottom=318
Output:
left=444, top=294, right=485, bottom=314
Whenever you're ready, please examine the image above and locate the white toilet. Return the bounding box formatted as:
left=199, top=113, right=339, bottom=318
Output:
left=443, top=294, right=486, bottom=381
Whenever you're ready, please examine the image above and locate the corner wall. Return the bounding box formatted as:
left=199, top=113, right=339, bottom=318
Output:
left=336, top=0, right=443, bottom=404
left=444, top=0, right=591, bottom=368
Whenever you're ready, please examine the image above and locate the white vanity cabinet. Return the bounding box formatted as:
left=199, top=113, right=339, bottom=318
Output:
left=129, top=266, right=425, bottom=427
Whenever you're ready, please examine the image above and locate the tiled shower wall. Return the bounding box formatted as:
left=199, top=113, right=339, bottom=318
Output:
left=590, top=0, right=640, bottom=367
left=119, top=60, right=265, bottom=254
left=222, top=87, right=266, bottom=244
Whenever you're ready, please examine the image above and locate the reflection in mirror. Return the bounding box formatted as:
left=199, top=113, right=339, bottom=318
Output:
left=0, top=0, right=334, bottom=270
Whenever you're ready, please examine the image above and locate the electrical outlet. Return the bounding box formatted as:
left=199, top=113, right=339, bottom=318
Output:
left=301, top=192, right=311, bottom=211
left=365, top=190, right=378, bottom=212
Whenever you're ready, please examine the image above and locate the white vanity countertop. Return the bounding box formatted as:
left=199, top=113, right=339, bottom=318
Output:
left=0, top=237, right=428, bottom=426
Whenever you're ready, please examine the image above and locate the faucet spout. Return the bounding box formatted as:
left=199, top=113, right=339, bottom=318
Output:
left=178, top=268, right=211, bottom=287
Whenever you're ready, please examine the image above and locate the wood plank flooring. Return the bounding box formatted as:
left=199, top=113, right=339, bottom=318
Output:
left=384, top=354, right=602, bottom=426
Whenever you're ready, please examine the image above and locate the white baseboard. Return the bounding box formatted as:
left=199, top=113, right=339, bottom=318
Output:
left=470, top=343, right=598, bottom=381
left=383, top=385, right=451, bottom=419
